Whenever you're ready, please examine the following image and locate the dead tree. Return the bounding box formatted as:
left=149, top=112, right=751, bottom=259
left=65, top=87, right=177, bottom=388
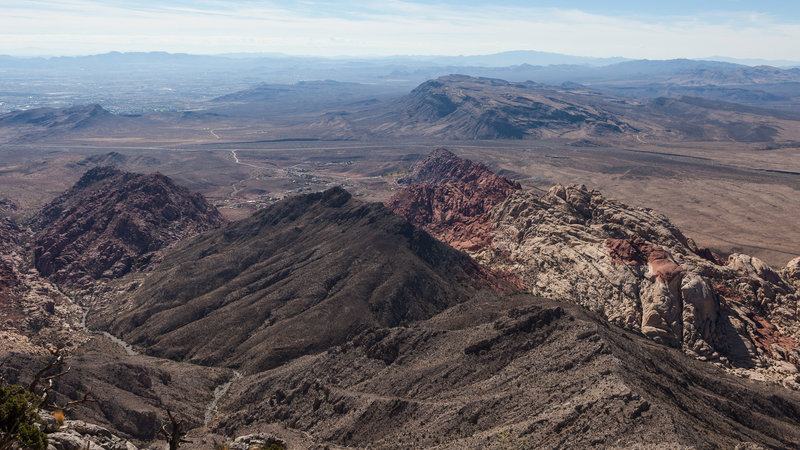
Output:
left=28, top=345, right=70, bottom=403
left=159, top=409, right=191, bottom=450
left=25, top=345, right=96, bottom=412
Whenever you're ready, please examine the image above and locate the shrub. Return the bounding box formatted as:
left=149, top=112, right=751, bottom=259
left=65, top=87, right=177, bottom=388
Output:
left=0, top=384, right=48, bottom=450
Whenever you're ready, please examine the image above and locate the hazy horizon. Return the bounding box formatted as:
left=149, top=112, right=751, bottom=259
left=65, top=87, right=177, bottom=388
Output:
left=1, top=50, right=798, bottom=70
left=2, top=1, right=799, bottom=61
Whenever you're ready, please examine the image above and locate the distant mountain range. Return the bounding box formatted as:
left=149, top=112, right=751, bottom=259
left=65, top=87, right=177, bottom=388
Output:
left=5, top=73, right=800, bottom=145
left=2, top=51, right=799, bottom=114
left=3, top=50, right=799, bottom=68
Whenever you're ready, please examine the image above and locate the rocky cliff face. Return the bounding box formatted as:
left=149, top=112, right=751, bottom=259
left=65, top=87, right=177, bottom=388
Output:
left=0, top=217, right=80, bottom=345
left=389, top=149, right=800, bottom=385
left=31, top=166, right=224, bottom=288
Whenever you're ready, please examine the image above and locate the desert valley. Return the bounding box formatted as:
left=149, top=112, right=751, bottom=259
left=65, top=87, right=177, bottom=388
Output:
left=1, top=49, right=800, bottom=449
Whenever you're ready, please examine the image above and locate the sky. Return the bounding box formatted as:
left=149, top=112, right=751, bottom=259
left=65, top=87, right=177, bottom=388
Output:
left=1, top=0, right=799, bottom=61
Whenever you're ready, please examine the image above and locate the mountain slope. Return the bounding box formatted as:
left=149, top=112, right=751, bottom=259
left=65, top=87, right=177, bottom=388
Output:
left=214, top=294, right=800, bottom=448
left=91, top=187, right=507, bottom=373
left=31, top=166, right=224, bottom=288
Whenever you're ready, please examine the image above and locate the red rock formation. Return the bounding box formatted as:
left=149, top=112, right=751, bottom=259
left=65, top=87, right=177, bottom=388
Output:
left=693, top=246, right=724, bottom=265
left=388, top=149, right=800, bottom=379
left=712, top=282, right=744, bottom=303
left=606, top=238, right=684, bottom=283
left=388, top=149, right=519, bottom=251
left=398, top=148, right=521, bottom=189
left=31, top=166, right=224, bottom=288
left=749, top=313, right=798, bottom=364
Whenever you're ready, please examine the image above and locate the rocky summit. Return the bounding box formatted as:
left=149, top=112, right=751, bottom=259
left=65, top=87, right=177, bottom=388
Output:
left=30, top=166, right=224, bottom=288
left=389, top=149, right=800, bottom=386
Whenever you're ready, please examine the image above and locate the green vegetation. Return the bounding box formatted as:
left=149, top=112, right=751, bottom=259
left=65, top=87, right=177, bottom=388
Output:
left=260, top=444, right=285, bottom=450
left=0, top=384, right=48, bottom=450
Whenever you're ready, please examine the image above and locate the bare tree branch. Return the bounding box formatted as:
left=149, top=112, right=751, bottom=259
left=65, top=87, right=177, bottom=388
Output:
left=27, top=346, right=68, bottom=395
left=159, top=409, right=190, bottom=450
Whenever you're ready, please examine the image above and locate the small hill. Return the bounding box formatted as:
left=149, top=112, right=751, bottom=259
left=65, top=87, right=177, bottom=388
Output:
left=31, top=166, right=224, bottom=288
left=0, top=104, right=130, bottom=143
left=0, top=104, right=112, bottom=129
left=91, top=187, right=507, bottom=372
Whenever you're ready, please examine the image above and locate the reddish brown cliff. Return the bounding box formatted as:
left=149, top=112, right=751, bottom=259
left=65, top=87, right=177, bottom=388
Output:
left=387, top=148, right=520, bottom=251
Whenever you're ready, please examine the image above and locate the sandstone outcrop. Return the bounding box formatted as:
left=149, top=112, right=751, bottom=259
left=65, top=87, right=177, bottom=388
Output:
left=41, top=415, right=138, bottom=450
left=390, top=149, right=800, bottom=382
left=31, top=166, right=224, bottom=288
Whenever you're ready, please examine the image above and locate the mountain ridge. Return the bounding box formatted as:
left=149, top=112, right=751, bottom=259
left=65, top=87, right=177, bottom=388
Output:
left=90, top=186, right=512, bottom=372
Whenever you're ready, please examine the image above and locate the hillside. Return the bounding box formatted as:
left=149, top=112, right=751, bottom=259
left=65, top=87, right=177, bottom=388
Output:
left=215, top=294, right=800, bottom=448
left=90, top=187, right=508, bottom=373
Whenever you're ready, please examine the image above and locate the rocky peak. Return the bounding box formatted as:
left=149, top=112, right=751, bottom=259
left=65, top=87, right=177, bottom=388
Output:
left=388, top=148, right=520, bottom=252
left=92, top=187, right=510, bottom=372
left=399, top=148, right=521, bottom=190
left=31, top=166, right=224, bottom=288
left=73, top=165, right=121, bottom=189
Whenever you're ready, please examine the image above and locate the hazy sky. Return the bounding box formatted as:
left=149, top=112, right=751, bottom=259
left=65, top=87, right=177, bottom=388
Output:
left=2, top=0, right=799, bottom=60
